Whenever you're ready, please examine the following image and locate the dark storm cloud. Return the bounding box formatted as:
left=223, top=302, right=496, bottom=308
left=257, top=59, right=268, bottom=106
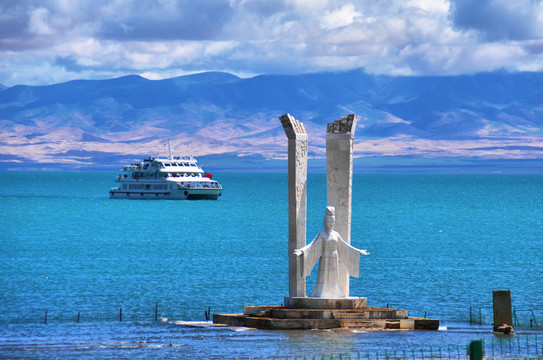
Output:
left=450, top=0, right=541, bottom=41
left=0, top=1, right=30, bottom=41
left=98, top=0, right=235, bottom=41
left=0, top=0, right=98, bottom=50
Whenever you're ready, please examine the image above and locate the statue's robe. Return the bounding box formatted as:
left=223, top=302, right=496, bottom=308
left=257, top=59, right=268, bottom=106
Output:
left=298, top=230, right=360, bottom=298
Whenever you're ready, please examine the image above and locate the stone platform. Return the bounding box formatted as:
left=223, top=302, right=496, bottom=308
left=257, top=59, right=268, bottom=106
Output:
left=213, top=298, right=439, bottom=331
left=284, top=296, right=367, bottom=309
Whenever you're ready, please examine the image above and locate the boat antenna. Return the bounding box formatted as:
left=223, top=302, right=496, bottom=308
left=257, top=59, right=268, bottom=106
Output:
left=168, top=140, right=173, bottom=160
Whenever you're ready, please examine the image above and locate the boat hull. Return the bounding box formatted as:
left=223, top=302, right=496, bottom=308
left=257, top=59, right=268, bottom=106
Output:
left=109, top=188, right=221, bottom=200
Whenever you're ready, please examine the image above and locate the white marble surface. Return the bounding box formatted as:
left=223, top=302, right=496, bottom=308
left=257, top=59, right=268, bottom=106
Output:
left=281, top=113, right=308, bottom=298
left=295, top=206, right=368, bottom=298
left=326, top=114, right=357, bottom=297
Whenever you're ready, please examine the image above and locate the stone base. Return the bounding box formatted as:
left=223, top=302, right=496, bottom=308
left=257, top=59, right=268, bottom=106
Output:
left=213, top=299, right=439, bottom=331
left=284, top=296, right=367, bottom=309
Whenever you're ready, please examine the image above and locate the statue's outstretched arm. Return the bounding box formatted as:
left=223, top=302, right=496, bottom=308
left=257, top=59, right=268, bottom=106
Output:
left=336, top=231, right=370, bottom=256
left=293, top=233, right=320, bottom=256
left=294, top=234, right=323, bottom=278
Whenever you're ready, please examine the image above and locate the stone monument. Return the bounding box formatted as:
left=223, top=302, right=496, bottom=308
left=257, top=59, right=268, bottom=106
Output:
left=493, top=290, right=513, bottom=333
left=212, top=114, right=439, bottom=330
left=279, top=113, right=308, bottom=298
left=294, top=206, right=369, bottom=298
left=327, top=114, right=357, bottom=297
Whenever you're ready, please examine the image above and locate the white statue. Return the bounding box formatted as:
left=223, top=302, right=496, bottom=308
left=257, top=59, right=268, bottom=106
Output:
left=294, top=206, right=369, bottom=298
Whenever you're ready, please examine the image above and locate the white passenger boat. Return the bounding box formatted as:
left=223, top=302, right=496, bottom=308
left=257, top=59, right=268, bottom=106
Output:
left=109, top=144, right=222, bottom=200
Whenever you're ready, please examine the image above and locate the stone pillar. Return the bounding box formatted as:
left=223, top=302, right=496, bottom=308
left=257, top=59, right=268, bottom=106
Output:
left=326, top=114, right=357, bottom=297
left=493, top=290, right=513, bottom=328
left=280, top=114, right=308, bottom=298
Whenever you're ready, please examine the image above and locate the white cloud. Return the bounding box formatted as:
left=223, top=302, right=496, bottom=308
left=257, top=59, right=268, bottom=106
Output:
left=27, top=7, right=55, bottom=35
left=406, top=0, right=450, bottom=14
left=321, top=4, right=361, bottom=30
left=1, top=0, right=543, bottom=86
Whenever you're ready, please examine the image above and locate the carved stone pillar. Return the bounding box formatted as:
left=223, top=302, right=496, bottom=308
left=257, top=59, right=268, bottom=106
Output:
left=280, top=113, right=308, bottom=298
left=326, top=114, right=357, bottom=297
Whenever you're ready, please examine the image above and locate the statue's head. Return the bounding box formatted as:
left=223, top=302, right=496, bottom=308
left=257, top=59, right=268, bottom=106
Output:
left=324, top=206, right=335, bottom=229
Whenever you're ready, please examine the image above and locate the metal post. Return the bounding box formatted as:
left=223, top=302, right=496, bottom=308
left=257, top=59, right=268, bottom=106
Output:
left=469, top=340, right=483, bottom=360
left=531, top=310, right=539, bottom=327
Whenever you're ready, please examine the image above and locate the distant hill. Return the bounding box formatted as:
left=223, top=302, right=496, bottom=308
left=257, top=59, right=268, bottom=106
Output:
left=1, top=69, right=543, bottom=172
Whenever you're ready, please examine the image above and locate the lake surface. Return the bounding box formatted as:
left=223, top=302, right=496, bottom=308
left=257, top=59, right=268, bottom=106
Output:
left=1, top=172, right=542, bottom=358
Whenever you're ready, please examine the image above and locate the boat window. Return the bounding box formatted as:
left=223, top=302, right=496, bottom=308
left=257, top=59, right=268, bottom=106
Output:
left=129, top=184, right=145, bottom=190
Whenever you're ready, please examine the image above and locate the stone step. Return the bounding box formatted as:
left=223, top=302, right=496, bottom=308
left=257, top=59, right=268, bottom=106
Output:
left=333, top=312, right=369, bottom=320
left=251, top=307, right=408, bottom=320
left=339, top=320, right=375, bottom=328
left=214, top=312, right=440, bottom=331
left=385, top=320, right=401, bottom=329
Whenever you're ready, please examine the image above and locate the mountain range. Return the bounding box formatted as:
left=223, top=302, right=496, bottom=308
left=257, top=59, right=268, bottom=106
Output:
left=1, top=69, right=543, bottom=173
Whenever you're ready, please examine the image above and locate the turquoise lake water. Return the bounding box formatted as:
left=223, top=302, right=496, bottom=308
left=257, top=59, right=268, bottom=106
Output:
left=0, top=172, right=542, bottom=358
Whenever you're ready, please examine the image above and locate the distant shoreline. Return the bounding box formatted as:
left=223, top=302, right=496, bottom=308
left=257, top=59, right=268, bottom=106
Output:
left=2, top=157, right=543, bottom=174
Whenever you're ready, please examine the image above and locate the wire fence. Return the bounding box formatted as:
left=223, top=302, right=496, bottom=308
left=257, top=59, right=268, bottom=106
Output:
left=3, top=303, right=542, bottom=330
left=2, top=303, right=211, bottom=325
left=281, top=336, right=543, bottom=359
left=468, top=305, right=543, bottom=330
left=2, top=304, right=543, bottom=359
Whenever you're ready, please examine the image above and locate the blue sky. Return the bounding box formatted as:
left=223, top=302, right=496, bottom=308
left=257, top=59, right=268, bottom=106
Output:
left=1, top=0, right=543, bottom=87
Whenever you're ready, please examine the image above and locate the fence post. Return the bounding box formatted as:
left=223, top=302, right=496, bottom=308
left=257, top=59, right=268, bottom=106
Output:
left=119, top=307, right=123, bottom=322
left=531, top=310, right=539, bottom=328
left=513, top=307, right=519, bottom=327
left=469, top=340, right=483, bottom=360
left=44, top=309, right=48, bottom=324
